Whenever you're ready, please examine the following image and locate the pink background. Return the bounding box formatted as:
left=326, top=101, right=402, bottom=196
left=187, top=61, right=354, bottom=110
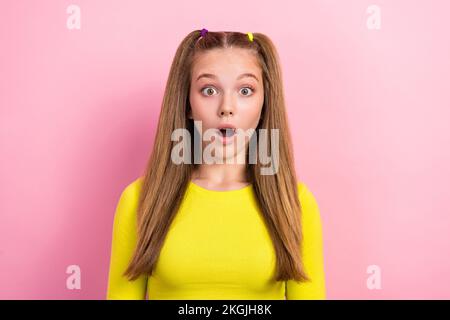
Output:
left=1, top=0, right=449, bottom=299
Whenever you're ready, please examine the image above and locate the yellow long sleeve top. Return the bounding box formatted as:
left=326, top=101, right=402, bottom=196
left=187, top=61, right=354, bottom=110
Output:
left=107, top=177, right=326, bottom=300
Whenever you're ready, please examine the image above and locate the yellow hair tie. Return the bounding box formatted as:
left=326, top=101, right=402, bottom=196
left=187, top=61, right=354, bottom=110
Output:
left=247, top=32, right=254, bottom=42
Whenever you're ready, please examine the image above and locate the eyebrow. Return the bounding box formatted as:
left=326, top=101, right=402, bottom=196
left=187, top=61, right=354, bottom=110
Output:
left=196, top=73, right=259, bottom=82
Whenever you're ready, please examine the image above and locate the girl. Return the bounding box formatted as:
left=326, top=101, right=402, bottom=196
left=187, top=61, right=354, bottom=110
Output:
left=107, top=29, right=326, bottom=299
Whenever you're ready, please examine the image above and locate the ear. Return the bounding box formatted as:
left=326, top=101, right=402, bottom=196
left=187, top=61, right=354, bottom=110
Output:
left=187, top=109, right=193, bottom=120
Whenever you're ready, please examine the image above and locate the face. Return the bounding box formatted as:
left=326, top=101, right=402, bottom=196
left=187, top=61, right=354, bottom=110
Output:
left=188, top=48, right=265, bottom=162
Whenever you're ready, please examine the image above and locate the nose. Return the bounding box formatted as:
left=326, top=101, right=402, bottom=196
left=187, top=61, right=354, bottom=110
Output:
left=218, top=93, right=235, bottom=117
left=219, top=109, right=233, bottom=117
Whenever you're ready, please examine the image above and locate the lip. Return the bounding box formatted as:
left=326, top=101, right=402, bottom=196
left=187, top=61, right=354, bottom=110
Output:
left=217, top=123, right=236, bottom=130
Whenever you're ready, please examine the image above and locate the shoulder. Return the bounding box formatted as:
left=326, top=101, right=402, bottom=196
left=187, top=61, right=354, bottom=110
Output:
left=296, top=181, right=318, bottom=205
left=296, top=181, right=322, bottom=228
left=123, top=176, right=144, bottom=195
left=114, top=176, right=144, bottom=219
left=120, top=176, right=144, bottom=200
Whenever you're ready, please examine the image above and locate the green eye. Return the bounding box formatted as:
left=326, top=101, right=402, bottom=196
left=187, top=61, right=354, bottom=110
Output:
left=201, top=87, right=217, bottom=96
left=201, top=86, right=254, bottom=96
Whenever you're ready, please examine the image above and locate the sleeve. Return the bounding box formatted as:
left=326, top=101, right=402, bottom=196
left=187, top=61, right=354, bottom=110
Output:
left=285, top=183, right=327, bottom=300
left=106, top=178, right=148, bottom=300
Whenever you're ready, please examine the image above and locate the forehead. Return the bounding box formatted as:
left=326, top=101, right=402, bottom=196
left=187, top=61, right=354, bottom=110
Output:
left=191, top=48, right=262, bottom=80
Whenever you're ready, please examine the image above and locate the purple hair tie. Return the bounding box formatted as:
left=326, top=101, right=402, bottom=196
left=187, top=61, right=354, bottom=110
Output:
left=200, top=28, right=208, bottom=37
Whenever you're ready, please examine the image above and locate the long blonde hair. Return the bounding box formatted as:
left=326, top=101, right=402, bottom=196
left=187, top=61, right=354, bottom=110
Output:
left=125, top=30, right=309, bottom=283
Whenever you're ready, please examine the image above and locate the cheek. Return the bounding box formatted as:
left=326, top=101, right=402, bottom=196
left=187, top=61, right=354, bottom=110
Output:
left=189, top=92, right=204, bottom=115
left=241, top=99, right=264, bottom=128
left=191, top=100, right=211, bottom=117
left=189, top=94, right=218, bottom=123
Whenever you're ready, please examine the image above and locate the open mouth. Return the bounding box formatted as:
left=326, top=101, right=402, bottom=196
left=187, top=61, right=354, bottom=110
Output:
left=218, top=128, right=236, bottom=137
left=216, top=126, right=237, bottom=145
